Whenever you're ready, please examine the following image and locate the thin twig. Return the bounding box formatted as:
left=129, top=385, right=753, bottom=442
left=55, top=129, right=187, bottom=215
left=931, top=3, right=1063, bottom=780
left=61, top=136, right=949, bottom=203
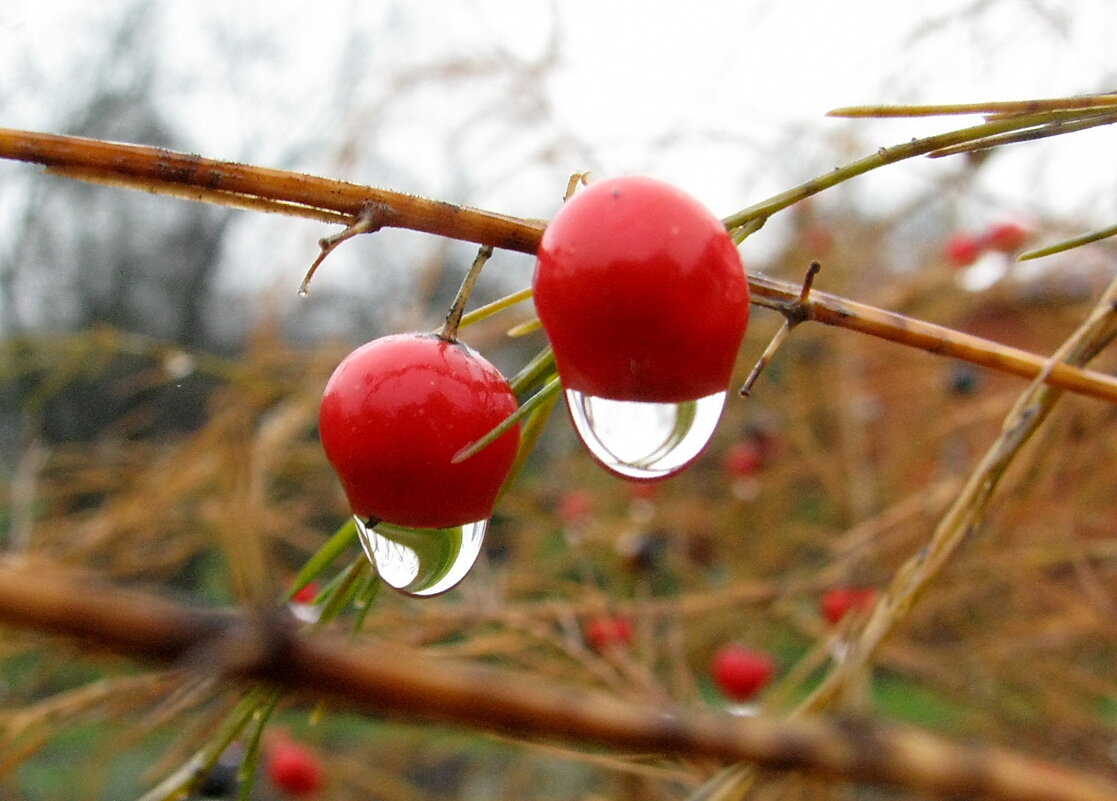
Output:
left=828, top=95, right=1117, bottom=117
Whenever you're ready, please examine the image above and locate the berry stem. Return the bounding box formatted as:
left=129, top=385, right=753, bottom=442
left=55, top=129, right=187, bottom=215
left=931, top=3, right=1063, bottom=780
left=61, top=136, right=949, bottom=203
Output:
left=438, top=245, right=494, bottom=341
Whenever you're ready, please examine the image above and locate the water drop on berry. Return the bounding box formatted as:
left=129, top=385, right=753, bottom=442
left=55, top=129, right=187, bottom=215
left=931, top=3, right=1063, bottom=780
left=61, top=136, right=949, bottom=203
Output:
left=355, top=516, right=486, bottom=597
left=564, top=389, right=725, bottom=481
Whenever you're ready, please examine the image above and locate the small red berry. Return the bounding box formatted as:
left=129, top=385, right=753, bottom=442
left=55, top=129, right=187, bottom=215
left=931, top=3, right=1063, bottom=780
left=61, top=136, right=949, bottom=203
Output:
left=820, top=587, right=877, bottom=625
left=319, top=333, right=520, bottom=530
left=585, top=615, right=634, bottom=652
left=266, top=738, right=323, bottom=796
left=711, top=644, right=775, bottom=702
left=944, top=233, right=981, bottom=268
left=534, top=176, right=749, bottom=403
left=557, top=489, right=594, bottom=524
left=723, top=441, right=763, bottom=478
left=625, top=480, right=659, bottom=501
left=289, top=580, right=319, bottom=605
left=803, top=223, right=834, bottom=255
left=982, top=219, right=1030, bottom=253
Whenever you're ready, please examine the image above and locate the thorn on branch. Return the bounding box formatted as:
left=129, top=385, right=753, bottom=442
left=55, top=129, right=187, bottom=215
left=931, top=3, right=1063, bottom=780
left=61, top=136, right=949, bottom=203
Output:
left=740, top=262, right=820, bottom=397
left=298, top=202, right=393, bottom=296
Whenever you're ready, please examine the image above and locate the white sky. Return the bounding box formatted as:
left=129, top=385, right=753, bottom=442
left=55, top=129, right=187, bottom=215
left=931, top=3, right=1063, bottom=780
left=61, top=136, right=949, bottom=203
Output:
left=1, top=0, right=1115, bottom=330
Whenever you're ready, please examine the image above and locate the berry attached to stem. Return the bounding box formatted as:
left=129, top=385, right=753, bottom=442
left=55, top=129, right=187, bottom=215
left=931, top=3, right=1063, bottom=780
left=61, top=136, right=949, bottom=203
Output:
left=319, top=334, right=521, bottom=530
left=534, top=176, right=749, bottom=404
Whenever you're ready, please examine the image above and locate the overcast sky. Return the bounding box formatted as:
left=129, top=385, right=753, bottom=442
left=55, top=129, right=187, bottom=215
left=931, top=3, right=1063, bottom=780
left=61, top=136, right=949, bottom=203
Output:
left=1, top=0, right=1115, bottom=335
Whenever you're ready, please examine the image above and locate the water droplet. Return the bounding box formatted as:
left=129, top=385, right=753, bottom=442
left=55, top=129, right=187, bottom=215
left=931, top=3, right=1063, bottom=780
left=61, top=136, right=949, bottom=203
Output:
left=726, top=702, right=760, bottom=717
left=355, top=517, right=486, bottom=597
left=288, top=600, right=322, bottom=624
left=565, top=390, right=725, bottom=480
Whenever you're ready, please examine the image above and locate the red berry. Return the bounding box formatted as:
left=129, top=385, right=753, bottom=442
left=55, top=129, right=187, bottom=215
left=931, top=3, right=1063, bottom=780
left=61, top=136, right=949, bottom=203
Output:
left=625, top=480, right=659, bottom=501
left=711, top=644, right=774, bottom=702
left=944, top=233, right=981, bottom=268
left=723, top=441, right=763, bottom=478
left=290, top=580, right=319, bottom=605
left=982, top=220, right=1030, bottom=253
left=533, top=176, right=750, bottom=403
left=319, top=333, right=521, bottom=529
left=557, top=489, right=594, bottom=523
left=266, top=739, right=323, bottom=796
left=820, top=587, right=877, bottom=625
left=585, top=615, right=634, bottom=652
left=803, top=223, right=834, bottom=255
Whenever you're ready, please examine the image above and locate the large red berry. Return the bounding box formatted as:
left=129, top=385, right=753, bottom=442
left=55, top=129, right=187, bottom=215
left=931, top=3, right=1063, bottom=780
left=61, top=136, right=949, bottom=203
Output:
left=533, top=176, right=749, bottom=403
left=820, top=587, right=877, bottom=625
left=266, top=738, right=323, bottom=796
left=711, top=644, right=774, bottom=702
left=319, top=333, right=521, bottom=529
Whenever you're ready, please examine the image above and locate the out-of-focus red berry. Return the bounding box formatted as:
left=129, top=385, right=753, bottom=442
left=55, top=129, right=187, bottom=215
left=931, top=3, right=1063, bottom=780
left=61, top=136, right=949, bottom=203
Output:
left=557, top=489, right=594, bottom=524
left=723, top=441, right=763, bottom=478
left=820, top=587, right=877, bottom=625
left=266, top=737, right=323, bottom=796
left=711, top=644, right=775, bottom=702
left=625, top=480, right=659, bottom=501
left=944, top=233, right=982, bottom=268
left=803, top=224, right=834, bottom=255
left=982, top=220, right=1030, bottom=253
left=290, top=580, right=319, bottom=605
left=585, top=615, right=634, bottom=652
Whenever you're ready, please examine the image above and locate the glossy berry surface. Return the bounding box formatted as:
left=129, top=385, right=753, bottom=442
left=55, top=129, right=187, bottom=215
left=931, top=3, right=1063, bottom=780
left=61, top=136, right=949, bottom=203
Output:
left=820, top=586, right=877, bottom=625
left=711, top=644, right=775, bottom=702
left=533, top=176, right=749, bottom=403
left=319, top=334, right=521, bottom=530
left=266, top=738, right=323, bottom=796
left=585, top=615, right=634, bottom=652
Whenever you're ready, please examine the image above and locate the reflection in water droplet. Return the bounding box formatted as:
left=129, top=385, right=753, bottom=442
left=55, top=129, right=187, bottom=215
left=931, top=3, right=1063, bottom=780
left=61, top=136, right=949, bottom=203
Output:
left=565, top=390, right=726, bottom=480
left=355, top=516, right=487, bottom=597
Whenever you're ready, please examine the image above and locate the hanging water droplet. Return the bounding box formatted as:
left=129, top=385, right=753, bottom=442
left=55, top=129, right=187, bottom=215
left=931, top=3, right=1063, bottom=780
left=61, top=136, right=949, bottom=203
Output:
left=565, top=390, right=726, bottom=480
left=354, top=516, right=487, bottom=597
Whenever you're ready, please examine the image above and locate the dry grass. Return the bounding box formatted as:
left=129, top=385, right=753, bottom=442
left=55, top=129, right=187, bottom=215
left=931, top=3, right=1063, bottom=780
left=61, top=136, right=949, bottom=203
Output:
left=2, top=216, right=1117, bottom=800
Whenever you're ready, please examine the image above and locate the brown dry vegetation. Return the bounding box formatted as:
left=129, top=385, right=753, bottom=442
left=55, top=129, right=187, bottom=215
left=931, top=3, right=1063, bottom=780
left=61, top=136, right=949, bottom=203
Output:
left=3, top=187, right=1117, bottom=800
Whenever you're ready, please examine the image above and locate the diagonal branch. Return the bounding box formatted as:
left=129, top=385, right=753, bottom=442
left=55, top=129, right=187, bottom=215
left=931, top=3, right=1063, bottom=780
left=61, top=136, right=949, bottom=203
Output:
left=802, top=275, right=1117, bottom=714
left=3, top=128, right=1117, bottom=404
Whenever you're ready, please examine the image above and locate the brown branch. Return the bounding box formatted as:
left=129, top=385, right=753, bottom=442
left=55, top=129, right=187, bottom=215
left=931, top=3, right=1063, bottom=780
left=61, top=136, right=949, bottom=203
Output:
left=0, top=558, right=1114, bottom=801
left=0, top=127, right=545, bottom=253
left=3, top=127, right=1117, bottom=404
